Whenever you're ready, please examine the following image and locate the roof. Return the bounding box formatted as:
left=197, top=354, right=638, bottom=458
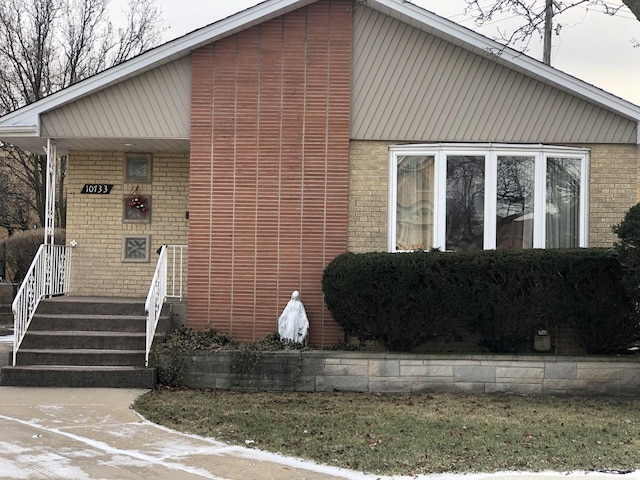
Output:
left=0, top=0, right=639, bottom=151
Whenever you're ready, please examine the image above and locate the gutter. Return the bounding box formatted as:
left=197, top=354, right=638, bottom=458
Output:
left=0, top=125, right=39, bottom=137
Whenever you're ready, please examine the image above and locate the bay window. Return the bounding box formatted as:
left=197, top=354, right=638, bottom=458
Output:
left=389, top=144, right=588, bottom=252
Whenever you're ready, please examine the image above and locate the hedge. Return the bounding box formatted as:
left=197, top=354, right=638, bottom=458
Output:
left=322, top=248, right=638, bottom=354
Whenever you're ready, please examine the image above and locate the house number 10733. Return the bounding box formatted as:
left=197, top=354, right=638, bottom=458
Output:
left=81, top=184, right=114, bottom=194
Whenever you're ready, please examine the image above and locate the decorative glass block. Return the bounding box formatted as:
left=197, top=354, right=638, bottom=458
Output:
left=125, top=153, right=152, bottom=183
left=122, top=235, right=150, bottom=262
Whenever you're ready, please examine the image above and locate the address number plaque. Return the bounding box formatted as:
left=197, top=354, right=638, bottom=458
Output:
left=81, top=184, right=114, bottom=194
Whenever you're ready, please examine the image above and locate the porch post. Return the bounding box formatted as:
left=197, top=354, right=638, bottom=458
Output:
left=44, top=138, right=56, bottom=246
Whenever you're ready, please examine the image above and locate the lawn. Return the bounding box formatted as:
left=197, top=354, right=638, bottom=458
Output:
left=134, top=389, right=640, bottom=477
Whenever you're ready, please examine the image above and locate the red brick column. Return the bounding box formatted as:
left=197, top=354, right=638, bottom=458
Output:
left=188, top=0, right=352, bottom=347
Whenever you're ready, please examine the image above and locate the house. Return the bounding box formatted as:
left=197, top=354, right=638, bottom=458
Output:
left=0, top=0, right=638, bottom=353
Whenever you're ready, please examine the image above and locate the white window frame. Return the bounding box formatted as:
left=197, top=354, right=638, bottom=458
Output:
left=388, top=143, right=590, bottom=252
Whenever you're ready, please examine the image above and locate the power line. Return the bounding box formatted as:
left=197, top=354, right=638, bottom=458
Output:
left=417, top=0, right=639, bottom=24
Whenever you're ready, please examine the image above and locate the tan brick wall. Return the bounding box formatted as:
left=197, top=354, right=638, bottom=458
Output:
left=348, top=140, right=389, bottom=253
left=347, top=141, right=640, bottom=251
left=588, top=144, right=639, bottom=247
left=66, top=151, right=189, bottom=297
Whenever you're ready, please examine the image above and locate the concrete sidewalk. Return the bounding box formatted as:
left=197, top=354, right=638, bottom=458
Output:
left=0, top=387, right=374, bottom=479
left=0, top=387, right=639, bottom=480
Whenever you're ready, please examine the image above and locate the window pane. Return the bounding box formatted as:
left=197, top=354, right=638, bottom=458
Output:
left=496, top=156, right=535, bottom=249
left=446, top=156, right=484, bottom=251
left=396, top=156, right=435, bottom=250
left=546, top=157, right=581, bottom=248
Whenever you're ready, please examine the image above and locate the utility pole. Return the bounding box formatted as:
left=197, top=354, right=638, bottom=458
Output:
left=543, top=0, right=553, bottom=65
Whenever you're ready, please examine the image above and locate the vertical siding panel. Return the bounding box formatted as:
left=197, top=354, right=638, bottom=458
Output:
left=570, top=101, right=592, bottom=142
left=324, top=3, right=353, bottom=343
left=43, top=58, right=191, bottom=138
left=550, top=95, right=579, bottom=141
left=351, top=7, right=637, bottom=143
left=497, top=74, right=537, bottom=141
left=301, top=1, right=327, bottom=342
left=381, top=28, right=429, bottom=138
left=188, top=46, right=215, bottom=330
left=416, top=42, right=461, bottom=140
left=279, top=7, right=307, bottom=322
left=350, top=7, right=392, bottom=135
left=537, top=88, right=565, bottom=140
left=255, top=17, right=284, bottom=340
left=210, top=36, right=238, bottom=334
left=467, top=63, right=509, bottom=140
left=234, top=27, right=261, bottom=339
left=444, top=53, right=488, bottom=140
left=365, top=21, right=409, bottom=139
left=401, top=36, right=443, bottom=140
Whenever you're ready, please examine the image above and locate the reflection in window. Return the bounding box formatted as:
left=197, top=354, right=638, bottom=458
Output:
left=446, top=156, right=484, bottom=251
left=496, top=156, right=535, bottom=249
left=546, top=157, right=581, bottom=248
left=389, top=145, right=588, bottom=252
left=396, top=156, right=434, bottom=250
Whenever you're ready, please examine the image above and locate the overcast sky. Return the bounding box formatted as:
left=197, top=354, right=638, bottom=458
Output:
left=125, top=0, right=640, bottom=106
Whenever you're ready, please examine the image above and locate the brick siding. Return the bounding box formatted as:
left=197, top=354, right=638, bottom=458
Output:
left=188, top=0, right=352, bottom=347
left=588, top=144, right=639, bottom=246
left=348, top=141, right=640, bottom=251
left=348, top=141, right=389, bottom=252
left=65, top=151, right=189, bottom=296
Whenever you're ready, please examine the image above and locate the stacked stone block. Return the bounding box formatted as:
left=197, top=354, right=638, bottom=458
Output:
left=171, top=351, right=640, bottom=397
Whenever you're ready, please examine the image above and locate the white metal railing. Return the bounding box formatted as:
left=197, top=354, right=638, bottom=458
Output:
left=145, top=245, right=187, bottom=366
left=11, top=244, right=73, bottom=366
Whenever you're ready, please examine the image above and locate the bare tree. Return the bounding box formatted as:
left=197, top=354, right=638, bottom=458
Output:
left=0, top=161, right=34, bottom=234
left=464, top=0, right=640, bottom=63
left=0, top=0, right=163, bottom=233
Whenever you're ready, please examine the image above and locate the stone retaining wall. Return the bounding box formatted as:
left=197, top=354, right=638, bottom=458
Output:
left=160, top=351, right=640, bottom=396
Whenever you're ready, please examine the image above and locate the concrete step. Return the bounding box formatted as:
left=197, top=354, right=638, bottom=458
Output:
left=2, top=297, right=169, bottom=388
left=15, top=349, right=145, bottom=366
left=20, top=331, right=147, bottom=350
left=0, top=365, right=156, bottom=388
left=37, top=297, right=149, bottom=316
left=0, top=303, right=13, bottom=326
left=29, top=314, right=147, bottom=333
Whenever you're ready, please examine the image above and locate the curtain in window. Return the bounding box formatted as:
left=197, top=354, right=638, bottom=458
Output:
left=446, top=156, right=485, bottom=251
left=546, top=157, right=581, bottom=248
left=496, top=156, right=535, bottom=249
left=396, top=156, right=434, bottom=250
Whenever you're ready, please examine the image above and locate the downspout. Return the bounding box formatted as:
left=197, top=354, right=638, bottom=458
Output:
left=44, top=138, right=56, bottom=246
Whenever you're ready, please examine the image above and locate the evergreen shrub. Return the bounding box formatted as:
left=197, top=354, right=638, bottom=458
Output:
left=322, top=248, right=635, bottom=354
left=613, top=203, right=640, bottom=307
left=322, top=252, right=468, bottom=351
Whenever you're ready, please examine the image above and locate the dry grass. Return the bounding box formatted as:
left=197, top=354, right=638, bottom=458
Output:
left=134, top=389, right=640, bottom=477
